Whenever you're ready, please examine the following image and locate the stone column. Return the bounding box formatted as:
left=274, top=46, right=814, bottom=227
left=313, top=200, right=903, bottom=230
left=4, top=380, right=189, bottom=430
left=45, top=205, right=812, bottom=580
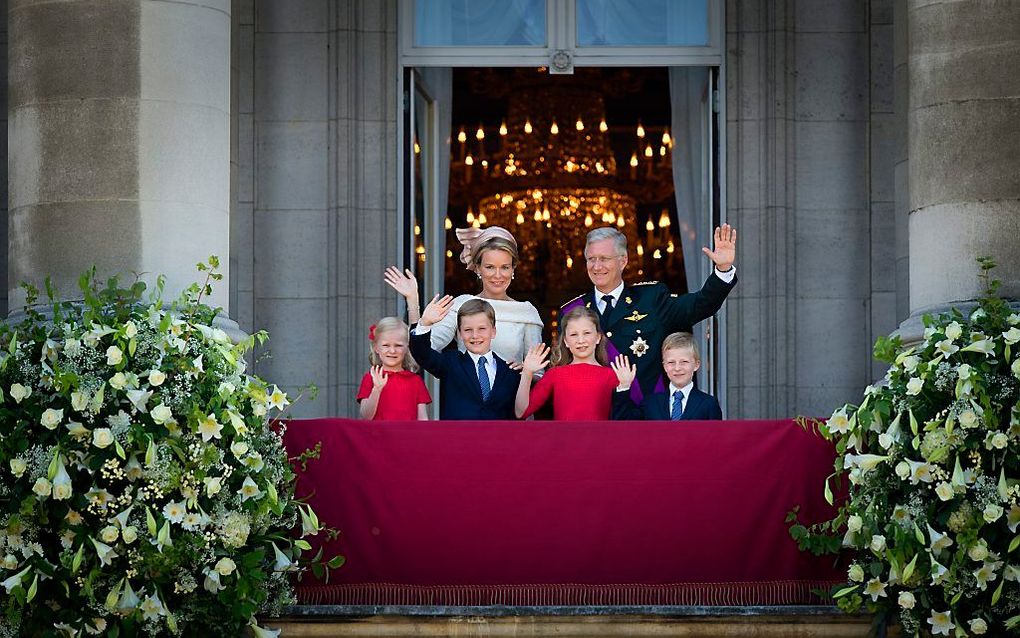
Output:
left=904, top=0, right=1020, bottom=333
left=9, top=0, right=231, bottom=310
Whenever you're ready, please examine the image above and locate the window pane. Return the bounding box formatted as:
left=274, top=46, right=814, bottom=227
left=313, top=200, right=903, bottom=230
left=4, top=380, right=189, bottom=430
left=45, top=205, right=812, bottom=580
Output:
left=415, top=0, right=547, bottom=47
left=576, top=0, right=709, bottom=47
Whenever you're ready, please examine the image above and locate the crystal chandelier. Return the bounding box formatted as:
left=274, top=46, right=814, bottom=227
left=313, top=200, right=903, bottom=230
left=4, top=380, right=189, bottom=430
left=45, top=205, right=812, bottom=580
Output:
left=448, top=69, right=675, bottom=287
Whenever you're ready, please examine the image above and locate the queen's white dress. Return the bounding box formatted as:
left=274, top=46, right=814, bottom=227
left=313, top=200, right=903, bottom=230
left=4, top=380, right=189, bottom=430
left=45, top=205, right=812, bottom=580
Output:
left=428, top=295, right=544, bottom=365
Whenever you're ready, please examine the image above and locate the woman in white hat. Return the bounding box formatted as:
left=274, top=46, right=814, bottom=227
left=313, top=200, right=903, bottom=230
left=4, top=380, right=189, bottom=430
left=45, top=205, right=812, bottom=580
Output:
left=385, top=226, right=543, bottom=367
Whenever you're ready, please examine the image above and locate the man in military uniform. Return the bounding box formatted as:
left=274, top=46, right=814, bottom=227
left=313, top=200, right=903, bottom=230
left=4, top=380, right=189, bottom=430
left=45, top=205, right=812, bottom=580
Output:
left=561, top=225, right=737, bottom=403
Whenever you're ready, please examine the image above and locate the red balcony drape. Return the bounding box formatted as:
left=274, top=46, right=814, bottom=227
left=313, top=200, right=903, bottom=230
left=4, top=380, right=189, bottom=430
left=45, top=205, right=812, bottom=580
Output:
left=284, top=419, right=843, bottom=606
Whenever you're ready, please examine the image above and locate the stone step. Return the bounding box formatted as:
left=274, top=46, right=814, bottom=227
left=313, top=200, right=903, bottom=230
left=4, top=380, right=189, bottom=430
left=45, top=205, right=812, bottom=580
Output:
left=267, top=606, right=896, bottom=637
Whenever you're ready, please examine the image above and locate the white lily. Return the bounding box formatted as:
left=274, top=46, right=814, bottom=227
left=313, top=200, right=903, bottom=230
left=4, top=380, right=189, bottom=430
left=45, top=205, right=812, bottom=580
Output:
left=974, top=561, right=999, bottom=590
left=928, top=610, right=954, bottom=636
left=197, top=413, right=223, bottom=442
left=928, top=525, right=954, bottom=553
left=249, top=621, right=282, bottom=638
left=91, top=538, right=118, bottom=567
left=125, top=388, right=153, bottom=413
left=272, top=542, right=297, bottom=572
left=139, top=592, right=165, bottom=621
left=826, top=409, right=851, bottom=435
left=52, top=457, right=73, bottom=501
left=863, top=577, right=887, bottom=602
left=962, top=338, right=995, bottom=356
left=907, top=460, right=934, bottom=484
left=237, top=477, right=263, bottom=502
left=1, top=566, right=31, bottom=593
left=117, top=579, right=140, bottom=613
left=203, top=569, right=224, bottom=593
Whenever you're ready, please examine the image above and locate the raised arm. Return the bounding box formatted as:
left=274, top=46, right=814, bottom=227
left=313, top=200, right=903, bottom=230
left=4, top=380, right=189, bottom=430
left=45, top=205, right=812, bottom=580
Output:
left=515, top=344, right=551, bottom=418
left=384, top=267, right=422, bottom=324
left=358, top=366, right=388, bottom=419
left=409, top=295, right=456, bottom=378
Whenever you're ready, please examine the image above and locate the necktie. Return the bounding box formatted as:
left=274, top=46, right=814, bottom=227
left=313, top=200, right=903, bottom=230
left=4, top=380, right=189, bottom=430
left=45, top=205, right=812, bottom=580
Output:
left=600, top=294, right=615, bottom=331
left=477, top=356, right=491, bottom=401
left=671, top=392, right=684, bottom=420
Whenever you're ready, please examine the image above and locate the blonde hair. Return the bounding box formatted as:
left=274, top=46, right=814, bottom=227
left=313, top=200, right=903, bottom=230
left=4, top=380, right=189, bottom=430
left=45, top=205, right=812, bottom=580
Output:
left=662, top=331, right=700, bottom=362
left=471, top=237, right=520, bottom=270
left=552, top=306, right=608, bottom=366
left=368, top=316, right=419, bottom=372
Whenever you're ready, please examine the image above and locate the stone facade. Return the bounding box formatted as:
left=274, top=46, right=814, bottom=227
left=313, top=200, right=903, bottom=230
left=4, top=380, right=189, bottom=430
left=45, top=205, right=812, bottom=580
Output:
left=6, top=0, right=1019, bottom=419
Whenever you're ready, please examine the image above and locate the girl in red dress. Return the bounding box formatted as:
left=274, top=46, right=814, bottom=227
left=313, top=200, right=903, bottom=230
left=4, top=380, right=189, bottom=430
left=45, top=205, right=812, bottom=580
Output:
left=357, top=317, right=432, bottom=420
left=515, top=307, right=635, bottom=420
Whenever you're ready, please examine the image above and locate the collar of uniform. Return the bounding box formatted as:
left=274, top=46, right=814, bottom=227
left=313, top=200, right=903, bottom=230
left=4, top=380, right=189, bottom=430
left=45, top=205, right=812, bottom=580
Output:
left=593, top=281, right=625, bottom=306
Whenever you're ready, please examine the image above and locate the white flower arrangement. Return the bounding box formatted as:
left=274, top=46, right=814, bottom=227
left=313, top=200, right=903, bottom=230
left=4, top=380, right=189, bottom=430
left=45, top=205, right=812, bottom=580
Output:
left=0, top=258, right=340, bottom=637
left=791, top=259, right=1020, bottom=635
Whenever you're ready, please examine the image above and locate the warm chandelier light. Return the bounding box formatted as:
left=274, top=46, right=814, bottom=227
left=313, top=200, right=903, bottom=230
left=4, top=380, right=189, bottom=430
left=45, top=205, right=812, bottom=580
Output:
left=448, top=70, right=675, bottom=285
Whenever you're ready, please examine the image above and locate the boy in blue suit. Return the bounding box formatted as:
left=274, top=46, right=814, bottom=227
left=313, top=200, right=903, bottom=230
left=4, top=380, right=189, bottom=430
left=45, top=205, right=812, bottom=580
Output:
left=410, top=296, right=520, bottom=420
left=613, top=332, right=722, bottom=421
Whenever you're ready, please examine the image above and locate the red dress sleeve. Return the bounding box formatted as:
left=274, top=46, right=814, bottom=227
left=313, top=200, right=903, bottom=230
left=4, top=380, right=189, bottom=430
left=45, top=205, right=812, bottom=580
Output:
left=356, top=372, right=374, bottom=402
left=414, top=374, right=432, bottom=405
left=521, top=368, right=556, bottom=419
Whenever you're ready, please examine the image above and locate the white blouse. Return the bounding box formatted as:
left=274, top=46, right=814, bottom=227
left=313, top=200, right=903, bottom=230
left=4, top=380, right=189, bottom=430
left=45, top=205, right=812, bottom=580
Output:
left=429, top=294, right=545, bottom=365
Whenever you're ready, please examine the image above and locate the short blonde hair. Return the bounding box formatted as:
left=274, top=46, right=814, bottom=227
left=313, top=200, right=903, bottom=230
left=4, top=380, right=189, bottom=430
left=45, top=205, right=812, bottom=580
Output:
left=662, top=331, right=700, bottom=362
left=368, top=316, right=419, bottom=372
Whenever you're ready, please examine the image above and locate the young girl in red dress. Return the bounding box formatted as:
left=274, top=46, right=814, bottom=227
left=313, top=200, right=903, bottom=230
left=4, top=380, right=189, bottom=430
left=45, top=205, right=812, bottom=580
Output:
left=357, top=317, right=432, bottom=420
left=515, top=307, right=635, bottom=420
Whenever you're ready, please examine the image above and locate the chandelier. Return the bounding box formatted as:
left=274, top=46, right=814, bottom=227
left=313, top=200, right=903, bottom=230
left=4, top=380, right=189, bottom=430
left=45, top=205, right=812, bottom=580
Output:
left=447, top=69, right=676, bottom=286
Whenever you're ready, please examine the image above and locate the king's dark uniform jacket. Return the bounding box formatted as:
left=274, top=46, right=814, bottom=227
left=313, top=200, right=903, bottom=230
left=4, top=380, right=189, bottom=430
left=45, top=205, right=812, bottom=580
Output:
left=409, top=327, right=519, bottom=420
left=563, top=272, right=736, bottom=402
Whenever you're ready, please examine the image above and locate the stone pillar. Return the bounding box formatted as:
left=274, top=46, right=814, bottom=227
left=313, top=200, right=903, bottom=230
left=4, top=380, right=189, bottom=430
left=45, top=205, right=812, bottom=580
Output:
left=8, top=0, right=231, bottom=310
left=904, top=0, right=1020, bottom=332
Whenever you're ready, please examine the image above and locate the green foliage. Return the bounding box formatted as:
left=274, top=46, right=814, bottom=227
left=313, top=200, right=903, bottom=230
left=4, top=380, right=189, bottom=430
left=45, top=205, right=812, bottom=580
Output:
left=0, top=258, right=340, bottom=636
left=791, top=259, right=1020, bottom=635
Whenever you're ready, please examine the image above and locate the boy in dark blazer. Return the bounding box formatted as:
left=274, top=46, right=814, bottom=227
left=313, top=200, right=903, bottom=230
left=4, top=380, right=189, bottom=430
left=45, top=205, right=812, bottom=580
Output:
left=409, top=296, right=520, bottom=420
left=613, top=332, right=722, bottom=421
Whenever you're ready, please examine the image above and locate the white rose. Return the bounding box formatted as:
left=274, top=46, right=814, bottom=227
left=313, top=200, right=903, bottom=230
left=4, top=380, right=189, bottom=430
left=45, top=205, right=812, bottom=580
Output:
left=10, top=383, right=31, bottom=403
left=906, top=377, right=924, bottom=395
left=902, top=355, right=920, bottom=373
left=984, top=504, right=1004, bottom=523
left=969, top=542, right=989, bottom=562
left=847, top=515, right=863, bottom=534
left=230, top=442, right=249, bottom=458
left=106, top=346, right=123, bottom=366
left=148, top=369, right=166, bottom=387
left=1, top=555, right=17, bottom=570
left=100, top=526, right=119, bottom=544
left=109, top=372, right=129, bottom=390
left=870, top=535, right=886, bottom=553
left=9, top=458, right=27, bottom=477
left=150, top=403, right=173, bottom=425
left=32, top=478, right=52, bottom=497
left=1014, top=358, right=1020, bottom=379
left=848, top=564, right=864, bottom=582
left=945, top=321, right=963, bottom=341
left=121, top=526, right=138, bottom=544
left=895, top=461, right=910, bottom=479
left=991, top=433, right=1009, bottom=449
left=204, top=476, right=222, bottom=497
left=959, top=410, right=979, bottom=429
left=52, top=480, right=72, bottom=501
left=40, top=408, right=63, bottom=430
left=898, top=591, right=916, bottom=609
left=124, top=321, right=138, bottom=338
left=214, top=557, right=237, bottom=576
left=92, top=428, right=115, bottom=449
left=64, top=338, right=81, bottom=356
left=935, top=482, right=955, bottom=501
left=70, top=391, right=89, bottom=412
left=969, top=618, right=989, bottom=635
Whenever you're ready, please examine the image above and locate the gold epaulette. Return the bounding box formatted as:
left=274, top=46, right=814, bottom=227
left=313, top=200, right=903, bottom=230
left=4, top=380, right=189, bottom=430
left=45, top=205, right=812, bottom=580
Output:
left=562, top=293, right=585, bottom=306
left=632, top=280, right=660, bottom=286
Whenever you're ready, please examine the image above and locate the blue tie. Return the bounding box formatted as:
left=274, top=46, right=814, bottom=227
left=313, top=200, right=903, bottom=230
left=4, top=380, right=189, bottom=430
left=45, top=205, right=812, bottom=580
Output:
left=477, top=356, right=491, bottom=401
left=671, top=392, right=684, bottom=420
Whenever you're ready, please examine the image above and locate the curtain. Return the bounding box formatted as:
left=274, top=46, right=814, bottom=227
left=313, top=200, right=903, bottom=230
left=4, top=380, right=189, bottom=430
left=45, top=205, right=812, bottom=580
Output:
left=669, top=66, right=711, bottom=348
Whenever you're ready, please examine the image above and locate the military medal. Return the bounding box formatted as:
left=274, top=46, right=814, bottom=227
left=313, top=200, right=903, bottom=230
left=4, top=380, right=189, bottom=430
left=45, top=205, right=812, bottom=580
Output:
left=625, top=310, right=647, bottom=322
left=630, top=336, right=649, bottom=357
